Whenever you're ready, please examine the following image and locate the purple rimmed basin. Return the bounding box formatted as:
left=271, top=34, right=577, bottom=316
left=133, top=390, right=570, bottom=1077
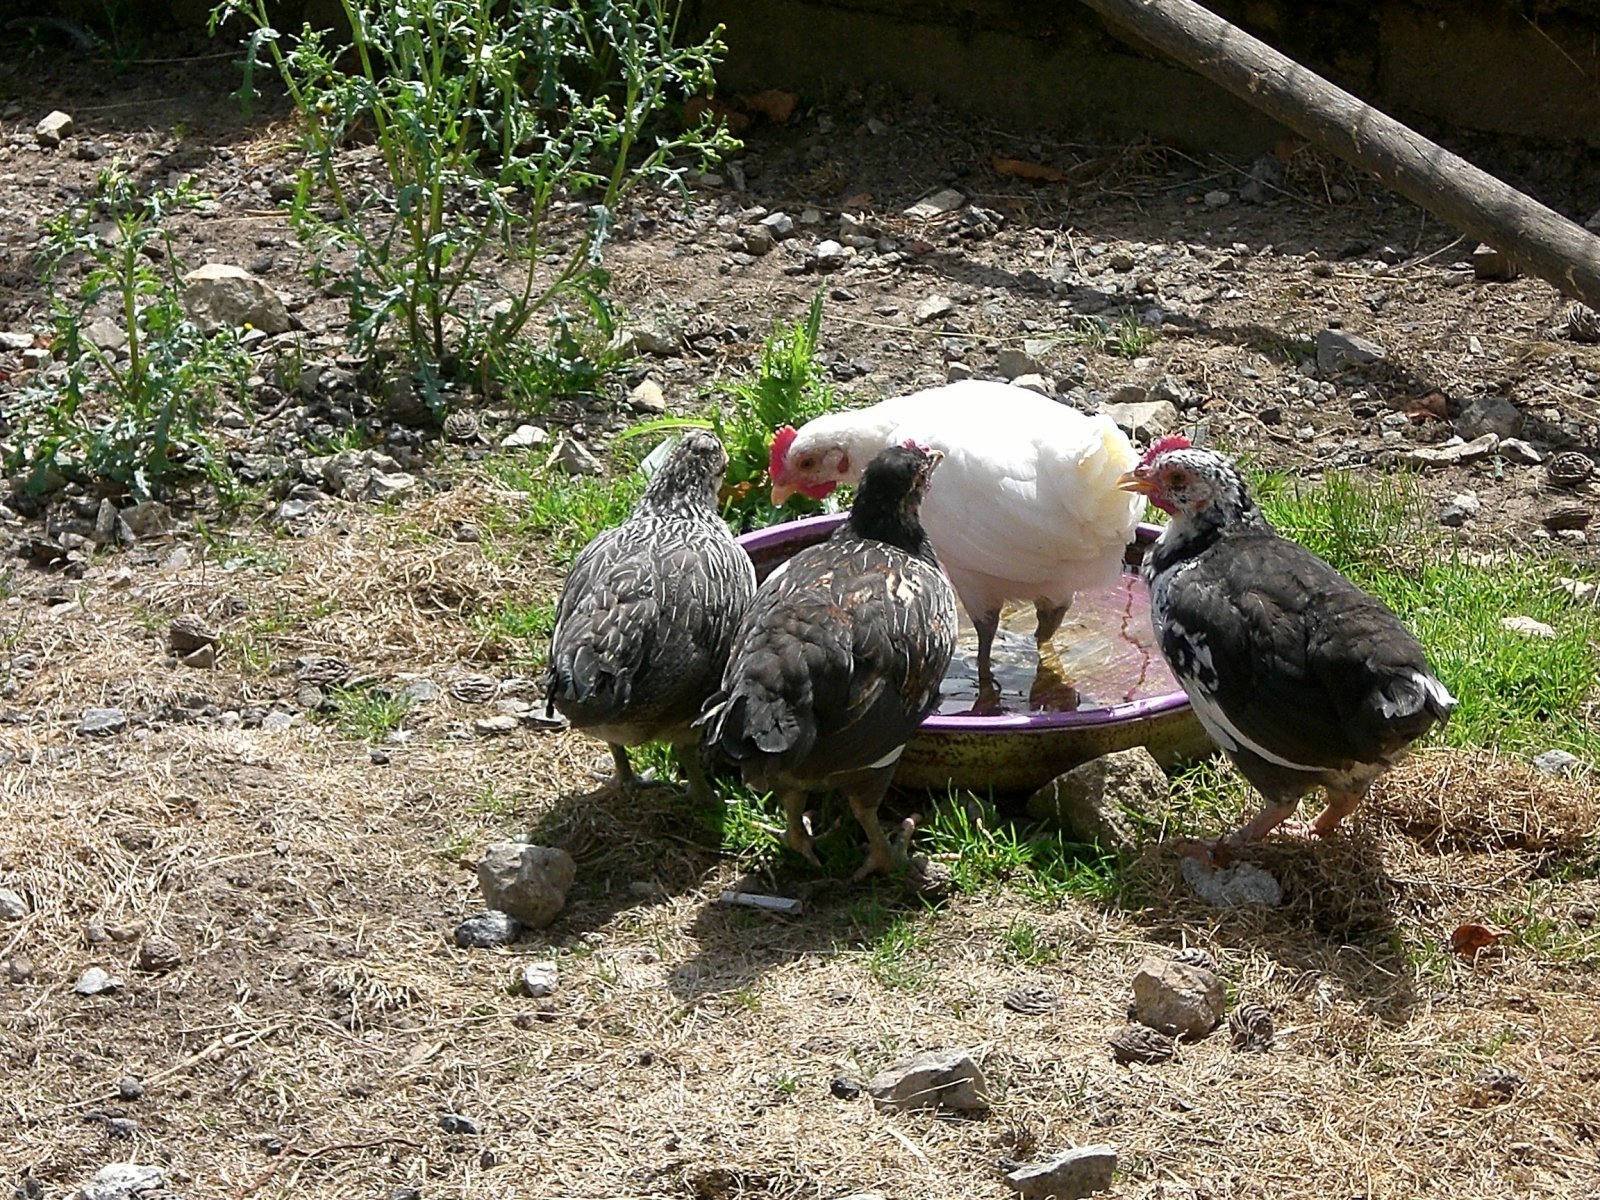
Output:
left=735, top=514, right=1213, bottom=794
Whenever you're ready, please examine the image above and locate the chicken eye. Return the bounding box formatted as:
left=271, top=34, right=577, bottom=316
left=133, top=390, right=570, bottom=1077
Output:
left=797, top=456, right=816, bottom=470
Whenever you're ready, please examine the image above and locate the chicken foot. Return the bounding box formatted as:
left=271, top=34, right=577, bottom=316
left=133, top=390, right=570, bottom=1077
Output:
left=847, top=783, right=899, bottom=881
left=1178, top=788, right=1367, bottom=865
left=970, top=607, right=1003, bottom=716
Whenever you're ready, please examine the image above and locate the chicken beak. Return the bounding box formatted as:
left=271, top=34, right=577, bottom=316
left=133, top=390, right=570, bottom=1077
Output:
left=1117, top=469, right=1153, bottom=496
left=770, top=480, right=797, bottom=505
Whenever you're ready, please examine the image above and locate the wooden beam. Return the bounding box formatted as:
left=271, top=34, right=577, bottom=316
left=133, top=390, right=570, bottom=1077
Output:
left=1078, top=0, right=1600, bottom=308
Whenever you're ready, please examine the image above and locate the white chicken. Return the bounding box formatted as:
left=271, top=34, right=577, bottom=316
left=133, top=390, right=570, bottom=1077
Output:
left=768, top=380, right=1142, bottom=706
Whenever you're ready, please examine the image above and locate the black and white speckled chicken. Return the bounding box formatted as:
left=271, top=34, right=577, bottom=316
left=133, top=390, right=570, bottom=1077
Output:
left=700, top=445, right=958, bottom=879
left=543, top=429, right=756, bottom=803
left=1119, top=437, right=1455, bottom=855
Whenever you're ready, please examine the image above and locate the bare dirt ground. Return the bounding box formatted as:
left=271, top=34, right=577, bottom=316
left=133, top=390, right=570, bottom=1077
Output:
left=3, top=31, right=1600, bottom=1200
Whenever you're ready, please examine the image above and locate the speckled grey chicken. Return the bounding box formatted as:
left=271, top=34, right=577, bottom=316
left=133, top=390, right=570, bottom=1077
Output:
left=700, top=445, right=958, bottom=878
left=1120, top=437, right=1456, bottom=856
left=543, top=430, right=756, bottom=803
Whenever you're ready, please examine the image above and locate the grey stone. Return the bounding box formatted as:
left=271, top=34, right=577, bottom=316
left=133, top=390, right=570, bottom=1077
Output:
left=1498, top=437, right=1542, bottom=465
left=1316, top=329, right=1386, bottom=375
left=758, top=211, right=794, bottom=238
left=1203, top=190, right=1231, bottom=208
left=1179, top=856, right=1283, bottom=907
left=79, top=1163, right=165, bottom=1200
left=1100, top=398, right=1180, bottom=441
left=1439, top=492, right=1481, bottom=527
left=260, top=711, right=294, bottom=732
left=78, top=708, right=127, bottom=737
left=472, top=714, right=520, bottom=736
left=866, top=1047, right=988, bottom=1112
left=1004, top=1145, right=1118, bottom=1199
left=556, top=438, right=604, bottom=477
left=500, top=423, right=549, bottom=449
left=1455, top=395, right=1522, bottom=441
left=996, top=348, right=1045, bottom=380
left=1402, top=433, right=1500, bottom=468
left=397, top=678, right=440, bottom=705
left=453, top=910, right=522, bottom=949
left=36, top=110, right=73, bottom=146
left=517, top=960, right=559, bottom=997
left=137, top=934, right=183, bottom=973
left=628, top=379, right=667, bottom=413
left=904, top=188, right=965, bottom=219
left=0, top=330, right=33, bottom=351
left=612, top=319, right=681, bottom=357
left=1532, top=749, right=1584, bottom=776
left=1131, top=957, right=1225, bottom=1039
left=1025, top=747, right=1168, bottom=854
left=1010, top=373, right=1054, bottom=396
left=1148, top=375, right=1198, bottom=410
left=74, top=966, right=123, bottom=995
left=366, top=471, right=417, bottom=503
left=477, top=843, right=576, bottom=928
left=83, top=318, right=127, bottom=352
left=811, top=239, right=849, bottom=269
left=914, top=294, right=956, bottom=325
left=439, top=1112, right=481, bottom=1135
left=946, top=361, right=974, bottom=382
left=0, top=887, right=25, bottom=920
left=122, top=501, right=172, bottom=538
left=118, top=1076, right=145, bottom=1101
left=181, top=263, right=291, bottom=334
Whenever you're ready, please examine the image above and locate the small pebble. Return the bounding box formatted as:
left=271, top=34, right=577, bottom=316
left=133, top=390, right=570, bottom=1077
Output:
left=75, top=967, right=123, bottom=996
left=439, top=1112, right=481, bottom=1135
left=453, top=911, right=521, bottom=949
left=118, top=1076, right=145, bottom=1101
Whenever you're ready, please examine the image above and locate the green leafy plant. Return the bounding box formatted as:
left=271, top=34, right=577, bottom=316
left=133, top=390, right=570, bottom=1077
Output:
left=623, top=292, right=842, bottom=531
left=6, top=167, right=248, bottom=500
left=212, top=0, right=736, bottom=409
left=323, top=685, right=411, bottom=741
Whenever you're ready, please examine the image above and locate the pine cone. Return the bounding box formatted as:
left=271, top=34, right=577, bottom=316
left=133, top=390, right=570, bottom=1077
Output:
left=1469, top=1065, right=1524, bottom=1105
left=1547, top=451, right=1594, bottom=490
left=1109, top=1023, right=1175, bottom=1065
left=1228, top=1002, right=1275, bottom=1053
left=449, top=673, right=501, bottom=704
left=442, top=411, right=481, bottom=443
left=296, top=655, right=352, bottom=687
left=1562, top=302, right=1600, bottom=344
left=1171, top=946, right=1218, bottom=973
left=1002, top=984, right=1061, bottom=1016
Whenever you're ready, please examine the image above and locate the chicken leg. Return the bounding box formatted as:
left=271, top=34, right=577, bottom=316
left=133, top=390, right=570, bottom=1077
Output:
left=607, top=743, right=637, bottom=788
left=780, top=788, right=822, bottom=867
left=971, top=606, right=1003, bottom=716
left=846, top=771, right=899, bottom=880
left=674, top=743, right=715, bottom=806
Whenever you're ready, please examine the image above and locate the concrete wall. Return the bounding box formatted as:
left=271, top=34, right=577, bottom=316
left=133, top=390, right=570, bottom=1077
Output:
left=696, top=0, right=1600, bottom=152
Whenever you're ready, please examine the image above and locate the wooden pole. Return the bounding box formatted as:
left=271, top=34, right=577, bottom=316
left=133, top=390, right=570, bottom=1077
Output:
left=1077, top=0, right=1600, bottom=308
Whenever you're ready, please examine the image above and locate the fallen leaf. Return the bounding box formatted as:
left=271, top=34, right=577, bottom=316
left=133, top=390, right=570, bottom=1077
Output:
left=1450, top=922, right=1510, bottom=957
left=904, top=239, right=936, bottom=257
left=840, top=192, right=874, bottom=208
left=990, top=155, right=1065, bottom=183
left=737, top=89, right=799, bottom=124
left=1405, top=391, right=1450, bottom=422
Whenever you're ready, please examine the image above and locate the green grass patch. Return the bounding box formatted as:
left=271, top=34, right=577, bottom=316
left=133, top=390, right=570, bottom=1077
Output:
left=920, top=794, right=1122, bottom=905
left=322, top=686, right=410, bottom=742
left=1255, top=468, right=1600, bottom=762
left=479, top=459, right=646, bottom=568
left=864, top=913, right=934, bottom=992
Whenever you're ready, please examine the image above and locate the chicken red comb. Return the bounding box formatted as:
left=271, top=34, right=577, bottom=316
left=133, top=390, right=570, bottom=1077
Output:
left=1139, top=434, right=1192, bottom=465
left=769, top=425, right=798, bottom=479
left=901, top=438, right=934, bottom=454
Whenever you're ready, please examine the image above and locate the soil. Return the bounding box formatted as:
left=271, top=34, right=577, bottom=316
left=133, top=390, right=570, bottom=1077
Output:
left=2, top=30, right=1599, bottom=1200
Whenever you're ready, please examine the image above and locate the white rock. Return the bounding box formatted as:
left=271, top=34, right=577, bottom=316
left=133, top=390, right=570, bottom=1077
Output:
left=904, top=188, right=965, bottom=219
left=499, top=423, right=550, bottom=449
left=80, top=1163, right=165, bottom=1200
left=74, top=966, right=123, bottom=995
left=181, top=263, right=291, bottom=334
left=914, top=294, right=956, bottom=325
left=0, top=330, right=35, bottom=351
left=365, top=471, right=417, bottom=502
left=517, top=960, right=559, bottom=997
left=1004, top=1145, right=1118, bottom=1199
left=1500, top=615, right=1557, bottom=639
left=1009, top=373, right=1054, bottom=396
left=1180, top=856, right=1282, bottom=907
left=867, top=1047, right=988, bottom=1111
left=36, top=110, right=73, bottom=145
left=1100, top=398, right=1180, bottom=441
left=628, top=379, right=667, bottom=413
left=82, top=318, right=127, bottom=352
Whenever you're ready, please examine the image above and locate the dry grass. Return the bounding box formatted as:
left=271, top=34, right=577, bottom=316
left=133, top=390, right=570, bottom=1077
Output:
left=3, top=476, right=1599, bottom=1200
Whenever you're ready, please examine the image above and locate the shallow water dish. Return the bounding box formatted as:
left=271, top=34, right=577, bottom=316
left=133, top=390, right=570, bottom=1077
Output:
left=736, top=515, right=1213, bottom=793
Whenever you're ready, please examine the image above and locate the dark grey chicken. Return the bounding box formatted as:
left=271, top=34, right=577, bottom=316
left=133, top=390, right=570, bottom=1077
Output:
left=543, top=429, right=756, bottom=803
left=1120, top=437, right=1455, bottom=857
left=700, top=444, right=958, bottom=879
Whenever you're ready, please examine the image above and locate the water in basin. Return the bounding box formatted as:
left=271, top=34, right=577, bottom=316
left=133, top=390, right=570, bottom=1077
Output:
left=937, top=571, right=1181, bottom=716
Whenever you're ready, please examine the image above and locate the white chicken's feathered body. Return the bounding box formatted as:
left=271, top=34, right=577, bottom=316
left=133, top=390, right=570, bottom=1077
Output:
left=769, top=381, right=1142, bottom=692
